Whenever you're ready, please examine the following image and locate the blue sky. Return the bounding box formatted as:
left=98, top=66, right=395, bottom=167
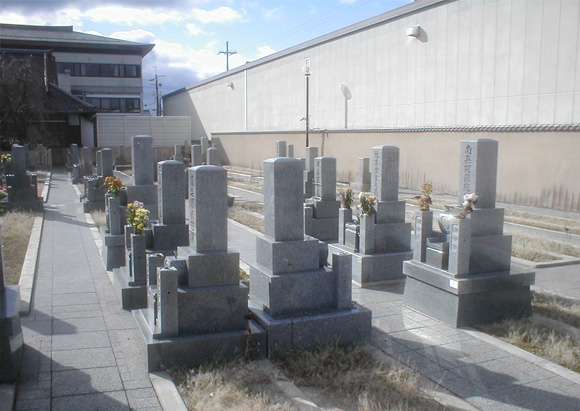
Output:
left=0, top=0, right=410, bottom=113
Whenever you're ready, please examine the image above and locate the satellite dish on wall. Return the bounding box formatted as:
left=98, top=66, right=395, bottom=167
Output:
left=341, top=83, right=352, bottom=100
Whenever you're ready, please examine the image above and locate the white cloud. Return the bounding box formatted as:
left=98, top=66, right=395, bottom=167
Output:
left=263, top=8, right=281, bottom=21
left=191, top=7, right=242, bottom=24
left=110, top=29, right=156, bottom=44
left=256, top=45, right=275, bottom=59
left=84, top=6, right=185, bottom=26
left=185, top=23, right=205, bottom=36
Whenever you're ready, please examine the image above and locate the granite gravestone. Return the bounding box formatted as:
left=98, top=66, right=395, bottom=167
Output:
left=83, top=148, right=114, bottom=212
left=303, top=146, right=318, bottom=198
left=134, top=165, right=266, bottom=371
left=304, top=156, right=340, bottom=241
left=329, top=146, right=412, bottom=286
left=275, top=140, right=287, bottom=158
left=126, top=136, right=159, bottom=220
left=5, top=144, right=43, bottom=212
left=352, top=157, right=371, bottom=192
left=403, top=139, right=535, bottom=327
left=249, top=157, right=371, bottom=357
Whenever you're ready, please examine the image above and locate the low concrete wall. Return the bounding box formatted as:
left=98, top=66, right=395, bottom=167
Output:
left=212, top=130, right=580, bottom=212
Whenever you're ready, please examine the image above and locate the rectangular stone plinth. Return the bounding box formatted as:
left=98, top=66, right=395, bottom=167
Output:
left=250, top=265, right=339, bottom=318
left=0, top=285, right=23, bottom=382
left=373, top=222, right=412, bottom=253
left=176, top=246, right=240, bottom=287
left=374, top=200, right=406, bottom=224
left=256, top=235, right=319, bottom=275
left=328, top=244, right=412, bottom=287
left=152, top=224, right=189, bottom=252
left=134, top=308, right=267, bottom=372
left=304, top=211, right=338, bottom=242
left=249, top=300, right=371, bottom=358
left=403, top=260, right=535, bottom=327
left=469, top=235, right=512, bottom=274
left=113, top=266, right=147, bottom=310
left=177, top=285, right=248, bottom=335
left=101, top=229, right=125, bottom=271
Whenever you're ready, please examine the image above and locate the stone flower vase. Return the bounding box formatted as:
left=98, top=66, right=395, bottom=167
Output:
left=359, top=213, right=376, bottom=255
left=413, top=210, right=433, bottom=262
left=129, top=233, right=147, bottom=284
left=338, top=207, right=353, bottom=245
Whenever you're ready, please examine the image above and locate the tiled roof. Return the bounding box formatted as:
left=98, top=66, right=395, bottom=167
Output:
left=0, top=24, right=154, bottom=56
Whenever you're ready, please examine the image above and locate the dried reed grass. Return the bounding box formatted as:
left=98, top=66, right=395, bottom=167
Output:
left=1, top=211, right=35, bottom=285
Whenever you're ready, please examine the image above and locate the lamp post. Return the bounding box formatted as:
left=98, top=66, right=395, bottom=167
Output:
left=303, top=64, right=312, bottom=147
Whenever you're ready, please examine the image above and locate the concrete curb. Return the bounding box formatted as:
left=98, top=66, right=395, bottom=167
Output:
left=18, top=212, right=44, bottom=316
left=40, top=172, right=51, bottom=203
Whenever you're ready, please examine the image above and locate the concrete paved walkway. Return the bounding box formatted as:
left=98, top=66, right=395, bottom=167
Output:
left=228, top=221, right=580, bottom=411
left=15, top=168, right=161, bottom=411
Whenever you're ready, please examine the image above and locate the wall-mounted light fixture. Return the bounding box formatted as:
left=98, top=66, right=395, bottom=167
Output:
left=226, top=82, right=234, bottom=89
left=407, top=25, right=421, bottom=38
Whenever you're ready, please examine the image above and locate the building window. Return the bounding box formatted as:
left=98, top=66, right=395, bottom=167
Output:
left=57, top=62, right=141, bottom=78
left=85, top=97, right=140, bottom=113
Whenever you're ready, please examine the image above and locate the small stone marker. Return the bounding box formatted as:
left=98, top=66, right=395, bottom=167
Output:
left=276, top=140, right=287, bottom=158
left=191, top=144, right=203, bottom=166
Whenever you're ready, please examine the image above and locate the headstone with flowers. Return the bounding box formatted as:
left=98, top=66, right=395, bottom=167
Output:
left=0, top=221, right=23, bottom=382
left=403, top=139, right=535, bottom=327
left=304, top=156, right=340, bottom=241
left=134, top=164, right=267, bottom=371
left=4, top=144, right=43, bottom=212
left=113, top=200, right=151, bottom=310
left=248, top=157, right=371, bottom=357
left=329, top=145, right=412, bottom=287
left=82, top=148, right=114, bottom=212
left=125, top=136, right=159, bottom=220
left=101, top=176, right=128, bottom=270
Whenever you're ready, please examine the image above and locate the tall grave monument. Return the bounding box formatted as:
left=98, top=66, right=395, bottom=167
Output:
left=304, top=156, right=340, bottom=242
left=403, top=139, right=535, bottom=327
left=249, top=157, right=371, bottom=357
left=126, top=136, right=158, bottom=219
left=329, top=146, right=412, bottom=286
left=82, top=148, right=114, bottom=212
left=5, top=144, right=43, bottom=212
left=134, top=165, right=265, bottom=371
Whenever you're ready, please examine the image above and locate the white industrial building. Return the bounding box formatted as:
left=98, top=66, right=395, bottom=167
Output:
left=164, top=0, right=580, bottom=211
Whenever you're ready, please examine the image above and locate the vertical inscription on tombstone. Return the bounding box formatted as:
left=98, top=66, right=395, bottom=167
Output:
left=314, top=158, right=322, bottom=198
left=188, top=168, right=196, bottom=244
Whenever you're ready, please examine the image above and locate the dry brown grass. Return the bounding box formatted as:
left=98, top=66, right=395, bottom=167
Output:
left=228, top=204, right=264, bottom=233
left=532, top=292, right=580, bottom=328
left=2, top=211, right=36, bottom=285
left=478, top=320, right=580, bottom=373
left=510, top=233, right=580, bottom=262
left=228, top=179, right=262, bottom=194
left=505, top=210, right=580, bottom=235
left=277, top=344, right=446, bottom=411
left=172, top=360, right=292, bottom=411
left=478, top=292, right=580, bottom=373
left=91, top=211, right=107, bottom=228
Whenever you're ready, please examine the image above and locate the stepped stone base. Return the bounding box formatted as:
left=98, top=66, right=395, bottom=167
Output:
left=403, top=260, right=535, bottom=328
left=100, top=227, right=125, bottom=271
left=328, top=244, right=412, bottom=287
left=134, top=308, right=267, bottom=372
left=113, top=266, right=147, bottom=310
left=249, top=300, right=371, bottom=358
left=0, top=286, right=23, bottom=382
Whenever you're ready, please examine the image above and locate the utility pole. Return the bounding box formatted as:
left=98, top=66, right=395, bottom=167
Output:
left=149, top=69, right=166, bottom=116
left=218, top=41, right=237, bottom=71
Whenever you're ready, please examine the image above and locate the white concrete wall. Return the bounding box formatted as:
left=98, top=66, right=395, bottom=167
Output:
left=165, top=0, right=580, bottom=132
left=96, top=115, right=191, bottom=147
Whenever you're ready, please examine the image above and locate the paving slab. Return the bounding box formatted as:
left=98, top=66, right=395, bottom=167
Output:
left=14, top=169, right=163, bottom=411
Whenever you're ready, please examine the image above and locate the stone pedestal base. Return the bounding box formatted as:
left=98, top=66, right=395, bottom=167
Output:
left=328, top=244, right=412, bottom=287
left=83, top=200, right=105, bottom=213
left=249, top=300, right=371, bottom=358
left=403, top=260, right=535, bottom=328
left=0, top=286, right=23, bottom=382
left=113, top=266, right=147, bottom=310
left=133, top=308, right=267, bottom=372
left=101, top=227, right=125, bottom=271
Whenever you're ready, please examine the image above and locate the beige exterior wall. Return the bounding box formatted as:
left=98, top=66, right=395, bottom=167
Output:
left=213, top=131, right=580, bottom=211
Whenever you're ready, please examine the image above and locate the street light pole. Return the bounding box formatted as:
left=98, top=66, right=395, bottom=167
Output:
left=303, top=64, right=311, bottom=147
